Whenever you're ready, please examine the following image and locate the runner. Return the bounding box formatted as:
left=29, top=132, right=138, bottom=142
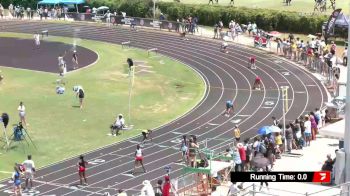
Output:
left=74, top=86, right=85, bottom=109
left=188, top=137, right=199, bottom=167
left=141, top=129, right=152, bottom=144
left=249, top=56, right=256, bottom=69
left=221, top=41, right=229, bottom=53
left=72, top=50, right=79, bottom=70
left=179, top=135, right=188, bottom=164
left=225, top=100, right=234, bottom=116
left=12, top=164, right=22, bottom=196
left=77, top=155, right=88, bottom=185
left=252, top=76, right=262, bottom=90
left=132, top=144, right=147, bottom=174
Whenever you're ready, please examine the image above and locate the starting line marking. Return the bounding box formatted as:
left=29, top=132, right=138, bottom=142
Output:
left=237, top=114, right=251, bottom=117
left=261, top=106, right=273, bottom=109
left=171, top=131, right=183, bottom=135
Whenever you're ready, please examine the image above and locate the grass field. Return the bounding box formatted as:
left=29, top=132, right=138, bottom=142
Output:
left=0, top=33, right=205, bottom=179
left=161, top=0, right=349, bottom=14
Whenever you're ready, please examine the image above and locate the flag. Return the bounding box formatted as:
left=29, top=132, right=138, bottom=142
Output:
left=325, top=9, right=342, bottom=37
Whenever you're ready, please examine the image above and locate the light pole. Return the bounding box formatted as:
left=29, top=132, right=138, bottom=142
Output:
left=281, top=86, right=289, bottom=153
left=343, top=5, right=350, bottom=194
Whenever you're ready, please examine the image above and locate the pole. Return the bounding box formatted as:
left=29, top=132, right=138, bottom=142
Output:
left=343, top=5, right=350, bottom=194
left=153, top=0, right=155, bottom=19
left=128, top=66, right=135, bottom=124
left=281, top=86, right=289, bottom=153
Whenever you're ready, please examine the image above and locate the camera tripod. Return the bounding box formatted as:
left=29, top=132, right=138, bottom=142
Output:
left=4, top=124, right=37, bottom=152
left=0, top=124, right=10, bottom=150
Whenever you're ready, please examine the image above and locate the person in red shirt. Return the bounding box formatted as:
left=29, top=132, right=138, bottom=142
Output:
left=253, top=76, right=262, bottom=90
left=237, top=143, right=246, bottom=171
left=249, top=56, right=256, bottom=69
left=162, top=175, right=171, bottom=196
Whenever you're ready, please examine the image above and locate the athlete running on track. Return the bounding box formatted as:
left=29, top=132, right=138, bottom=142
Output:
left=225, top=100, right=234, bottom=116
left=141, top=129, right=152, bottom=144
left=249, top=56, right=256, bottom=69
left=132, top=144, right=147, bottom=174
left=72, top=50, right=78, bottom=70
left=77, top=155, right=88, bottom=185
left=253, top=76, right=262, bottom=90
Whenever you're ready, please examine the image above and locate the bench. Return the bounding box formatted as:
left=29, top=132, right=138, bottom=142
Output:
left=147, top=48, right=158, bottom=57
left=41, top=30, right=48, bottom=38
left=121, top=41, right=131, bottom=48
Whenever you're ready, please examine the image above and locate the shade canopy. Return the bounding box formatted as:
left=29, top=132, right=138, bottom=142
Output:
left=38, top=0, right=85, bottom=4
left=319, top=119, right=344, bottom=140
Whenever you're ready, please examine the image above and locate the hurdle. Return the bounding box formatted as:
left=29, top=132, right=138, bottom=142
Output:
left=41, top=30, right=48, bottom=38
left=121, top=41, right=131, bottom=48
left=147, top=48, right=158, bottom=57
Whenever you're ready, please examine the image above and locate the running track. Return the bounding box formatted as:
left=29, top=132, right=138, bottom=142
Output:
left=0, top=20, right=328, bottom=196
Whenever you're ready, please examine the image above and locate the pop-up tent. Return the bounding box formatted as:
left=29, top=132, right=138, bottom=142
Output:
left=38, top=0, right=85, bottom=12
left=323, top=9, right=349, bottom=41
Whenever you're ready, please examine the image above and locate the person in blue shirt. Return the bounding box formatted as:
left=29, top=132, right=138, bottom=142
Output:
left=225, top=100, right=234, bottom=116
left=12, top=164, right=22, bottom=196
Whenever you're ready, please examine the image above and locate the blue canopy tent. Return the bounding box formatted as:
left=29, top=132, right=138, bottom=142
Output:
left=38, top=0, right=85, bottom=12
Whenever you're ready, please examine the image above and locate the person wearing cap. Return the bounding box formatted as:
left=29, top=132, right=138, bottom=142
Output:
left=162, top=175, right=171, bottom=196
left=140, top=180, right=154, bottom=196
left=72, top=50, right=78, bottom=70
left=253, top=76, right=262, bottom=90
left=233, top=125, right=240, bottom=142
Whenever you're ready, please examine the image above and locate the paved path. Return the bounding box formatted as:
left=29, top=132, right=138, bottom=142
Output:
left=0, top=20, right=328, bottom=196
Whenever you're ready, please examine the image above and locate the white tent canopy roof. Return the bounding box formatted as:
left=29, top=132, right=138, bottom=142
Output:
left=319, top=119, right=344, bottom=140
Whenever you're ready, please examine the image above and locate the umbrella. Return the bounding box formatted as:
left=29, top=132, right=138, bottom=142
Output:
left=97, top=6, right=109, bottom=11
left=251, top=153, right=270, bottom=169
left=257, top=126, right=272, bottom=135
left=267, top=31, right=281, bottom=37
left=270, top=126, right=281, bottom=133
left=307, top=34, right=317, bottom=39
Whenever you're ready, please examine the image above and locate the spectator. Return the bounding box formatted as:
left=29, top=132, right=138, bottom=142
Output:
left=343, top=47, right=348, bottom=66
left=141, top=180, right=154, bottom=196
left=299, top=116, right=306, bottom=146
left=304, top=116, right=312, bottom=146
left=22, top=155, right=35, bottom=190
left=237, top=143, right=246, bottom=171
left=309, top=112, right=318, bottom=140
left=321, top=154, right=334, bottom=171
left=162, top=176, right=171, bottom=196
left=154, top=179, right=162, bottom=196
left=272, top=116, right=279, bottom=126
left=0, top=4, right=4, bottom=19
left=233, top=147, right=242, bottom=172
left=274, top=133, right=282, bottom=155
left=244, top=139, right=252, bottom=171
left=17, top=101, right=27, bottom=126
left=211, top=186, right=221, bottom=196
left=179, top=135, right=188, bottom=164
left=324, top=109, right=332, bottom=123
left=285, top=124, right=293, bottom=153
left=188, top=137, right=199, bottom=167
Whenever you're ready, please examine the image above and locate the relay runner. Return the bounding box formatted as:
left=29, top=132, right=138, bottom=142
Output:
left=225, top=100, right=234, bottom=116
left=77, top=155, right=88, bottom=186
left=132, top=145, right=147, bottom=174
left=253, top=76, right=262, bottom=90
left=249, top=56, right=256, bottom=69
left=141, top=129, right=153, bottom=144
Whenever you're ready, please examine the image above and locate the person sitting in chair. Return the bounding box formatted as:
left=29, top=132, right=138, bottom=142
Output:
left=110, top=114, right=125, bottom=136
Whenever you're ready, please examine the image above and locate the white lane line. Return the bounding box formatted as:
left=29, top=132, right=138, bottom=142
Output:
left=237, top=114, right=251, bottom=117
left=207, top=123, right=219, bottom=126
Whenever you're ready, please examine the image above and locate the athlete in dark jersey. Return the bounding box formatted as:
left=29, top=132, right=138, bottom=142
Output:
left=77, top=155, right=88, bottom=185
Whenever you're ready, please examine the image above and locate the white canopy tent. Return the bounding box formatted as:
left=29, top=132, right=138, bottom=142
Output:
left=319, top=119, right=345, bottom=140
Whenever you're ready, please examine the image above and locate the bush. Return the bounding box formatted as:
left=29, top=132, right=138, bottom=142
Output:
left=87, top=1, right=327, bottom=34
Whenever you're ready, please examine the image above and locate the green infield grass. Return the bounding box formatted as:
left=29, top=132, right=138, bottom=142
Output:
left=0, top=33, right=205, bottom=179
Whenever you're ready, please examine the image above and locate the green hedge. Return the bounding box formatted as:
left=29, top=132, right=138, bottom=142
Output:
left=87, top=1, right=327, bottom=34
